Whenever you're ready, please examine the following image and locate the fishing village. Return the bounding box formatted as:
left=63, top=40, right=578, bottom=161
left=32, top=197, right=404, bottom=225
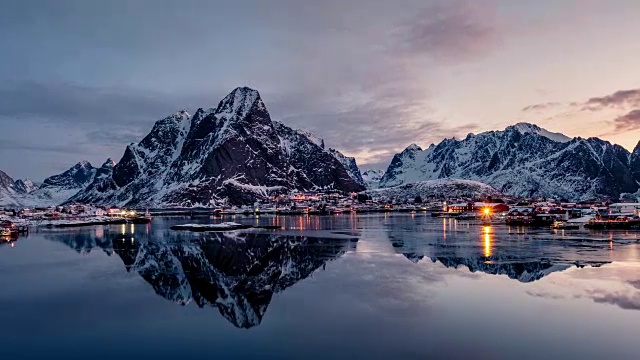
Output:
left=2, top=189, right=640, bottom=237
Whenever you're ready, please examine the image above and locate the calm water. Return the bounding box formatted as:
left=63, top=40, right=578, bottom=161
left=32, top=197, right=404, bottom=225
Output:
left=1, top=214, right=640, bottom=359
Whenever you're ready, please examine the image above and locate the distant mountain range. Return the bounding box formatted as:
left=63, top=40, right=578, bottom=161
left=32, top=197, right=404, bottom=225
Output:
left=380, top=123, right=640, bottom=201
left=3, top=90, right=640, bottom=207
left=0, top=160, right=114, bottom=207
left=0, top=170, right=37, bottom=206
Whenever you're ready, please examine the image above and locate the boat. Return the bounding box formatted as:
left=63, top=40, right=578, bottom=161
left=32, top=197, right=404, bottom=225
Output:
left=0, top=221, right=18, bottom=238
left=277, top=207, right=304, bottom=215
left=438, top=212, right=460, bottom=218
left=327, top=207, right=345, bottom=214
left=584, top=216, right=640, bottom=230
left=221, top=207, right=246, bottom=215
left=552, top=221, right=580, bottom=230
left=257, top=206, right=277, bottom=214
left=127, top=216, right=152, bottom=224
left=456, top=212, right=479, bottom=220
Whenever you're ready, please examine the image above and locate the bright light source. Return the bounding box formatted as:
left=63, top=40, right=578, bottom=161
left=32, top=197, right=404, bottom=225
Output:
left=483, top=208, right=490, bottom=215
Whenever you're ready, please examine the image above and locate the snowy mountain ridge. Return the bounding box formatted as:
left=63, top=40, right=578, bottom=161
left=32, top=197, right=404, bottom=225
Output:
left=366, top=179, right=502, bottom=201
left=361, top=169, right=386, bottom=189
left=0, top=169, right=50, bottom=207
left=508, top=122, right=571, bottom=143
left=381, top=123, right=640, bottom=200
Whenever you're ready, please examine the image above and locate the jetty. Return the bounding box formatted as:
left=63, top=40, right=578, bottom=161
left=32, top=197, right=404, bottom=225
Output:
left=170, top=222, right=282, bottom=232
left=43, top=216, right=151, bottom=228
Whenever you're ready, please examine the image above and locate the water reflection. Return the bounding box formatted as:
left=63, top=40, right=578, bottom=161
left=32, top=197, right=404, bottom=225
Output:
left=388, top=223, right=613, bottom=283
left=48, top=228, right=357, bottom=329
left=0, top=237, right=17, bottom=249
left=45, top=229, right=115, bottom=255
left=483, top=226, right=492, bottom=259
left=39, top=215, right=640, bottom=322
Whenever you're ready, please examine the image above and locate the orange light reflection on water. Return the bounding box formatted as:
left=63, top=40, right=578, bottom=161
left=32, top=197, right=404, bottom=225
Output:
left=483, top=226, right=492, bottom=258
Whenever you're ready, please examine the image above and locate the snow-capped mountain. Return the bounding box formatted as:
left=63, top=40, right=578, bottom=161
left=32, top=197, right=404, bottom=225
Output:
left=26, top=161, right=100, bottom=207
left=14, top=179, right=37, bottom=194
left=328, top=148, right=365, bottom=186
left=71, top=87, right=365, bottom=207
left=509, top=122, right=571, bottom=143
left=0, top=171, right=37, bottom=195
left=0, top=170, right=40, bottom=206
left=629, top=140, right=640, bottom=182
left=275, top=122, right=365, bottom=189
left=74, top=158, right=116, bottom=198
left=0, top=170, right=21, bottom=206
left=367, top=179, right=502, bottom=201
left=110, top=232, right=356, bottom=328
left=1, top=160, right=116, bottom=207
left=41, top=160, right=96, bottom=190
left=361, top=169, right=386, bottom=189
left=380, top=123, right=640, bottom=200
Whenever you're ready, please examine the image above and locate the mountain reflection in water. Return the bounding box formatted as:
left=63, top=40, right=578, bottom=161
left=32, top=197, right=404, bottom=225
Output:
left=41, top=215, right=639, bottom=329
left=48, top=229, right=357, bottom=329
left=388, top=223, right=612, bottom=282
left=7, top=215, right=640, bottom=359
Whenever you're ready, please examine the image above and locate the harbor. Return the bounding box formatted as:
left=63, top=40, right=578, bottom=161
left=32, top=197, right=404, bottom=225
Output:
left=5, top=196, right=640, bottom=232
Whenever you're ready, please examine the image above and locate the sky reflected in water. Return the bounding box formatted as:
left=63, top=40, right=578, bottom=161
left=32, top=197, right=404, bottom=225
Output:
left=1, top=214, right=640, bottom=359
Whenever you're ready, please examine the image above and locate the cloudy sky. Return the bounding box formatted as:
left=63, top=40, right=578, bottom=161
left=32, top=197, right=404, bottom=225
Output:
left=3, top=0, right=640, bottom=180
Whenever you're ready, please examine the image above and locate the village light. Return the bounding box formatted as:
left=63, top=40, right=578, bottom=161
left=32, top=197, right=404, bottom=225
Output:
left=484, top=208, right=491, bottom=215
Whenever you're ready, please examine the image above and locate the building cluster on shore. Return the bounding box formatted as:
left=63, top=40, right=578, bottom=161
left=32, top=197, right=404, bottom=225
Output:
left=2, top=190, right=640, bottom=231
left=0, top=204, right=150, bottom=230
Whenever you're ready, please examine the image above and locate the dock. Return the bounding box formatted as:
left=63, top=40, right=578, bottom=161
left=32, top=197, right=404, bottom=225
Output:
left=170, top=222, right=282, bottom=232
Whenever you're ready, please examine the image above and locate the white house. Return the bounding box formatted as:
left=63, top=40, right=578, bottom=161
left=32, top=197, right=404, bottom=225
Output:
left=609, top=203, right=640, bottom=216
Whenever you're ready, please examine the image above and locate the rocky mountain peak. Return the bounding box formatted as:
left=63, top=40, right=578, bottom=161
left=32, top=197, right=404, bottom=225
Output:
left=628, top=140, right=640, bottom=182
left=506, top=122, right=571, bottom=143
left=215, top=86, right=264, bottom=120
left=0, top=170, right=16, bottom=192
left=42, top=161, right=97, bottom=190
left=14, top=179, right=37, bottom=194
left=404, top=143, right=422, bottom=152
left=75, top=160, right=93, bottom=169
left=175, top=110, right=190, bottom=118
left=101, top=158, right=116, bottom=169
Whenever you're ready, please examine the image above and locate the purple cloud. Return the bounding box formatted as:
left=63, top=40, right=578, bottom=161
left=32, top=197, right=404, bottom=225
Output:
left=521, top=102, right=562, bottom=112
left=584, top=89, right=640, bottom=111
left=396, top=0, right=500, bottom=61
left=613, top=109, right=640, bottom=131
